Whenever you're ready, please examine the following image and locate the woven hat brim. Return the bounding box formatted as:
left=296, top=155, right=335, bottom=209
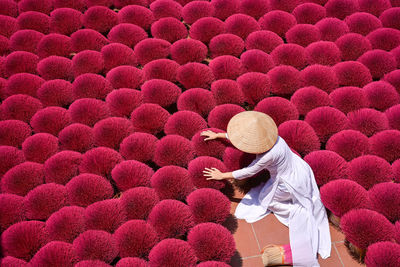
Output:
left=227, top=111, right=278, bottom=154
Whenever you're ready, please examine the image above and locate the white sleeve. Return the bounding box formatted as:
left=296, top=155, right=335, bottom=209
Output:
left=232, top=152, right=273, bottom=180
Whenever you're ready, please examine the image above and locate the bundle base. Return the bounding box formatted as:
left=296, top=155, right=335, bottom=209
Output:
left=345, top=239, right=366, bottom=264
left=261, top=244, right=293, bottom=266
left=328, top=211, right=341, bottom=229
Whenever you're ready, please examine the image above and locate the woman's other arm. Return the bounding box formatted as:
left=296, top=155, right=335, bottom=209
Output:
left=231, top=155, right=270, bottom=180
left=203, top=151, right=272, bottom=181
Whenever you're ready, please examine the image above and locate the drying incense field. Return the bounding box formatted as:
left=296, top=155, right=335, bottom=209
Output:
left=0, top=0, right=400, bottom=266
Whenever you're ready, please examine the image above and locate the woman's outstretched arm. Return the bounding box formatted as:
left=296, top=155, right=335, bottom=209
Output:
left=203, top=168, right=233, bottom=180
left=200, top=130, right=228, bottom=141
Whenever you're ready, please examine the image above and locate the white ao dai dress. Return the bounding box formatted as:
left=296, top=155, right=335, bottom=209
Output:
left=231, top=136, right=331, bottom=267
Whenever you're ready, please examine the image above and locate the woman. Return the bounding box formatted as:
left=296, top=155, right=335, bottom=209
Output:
left=202, top=111, right=331, bottom=267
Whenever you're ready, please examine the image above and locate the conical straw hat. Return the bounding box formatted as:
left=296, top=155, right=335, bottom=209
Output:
left=227, top=111, right=278, bottom=154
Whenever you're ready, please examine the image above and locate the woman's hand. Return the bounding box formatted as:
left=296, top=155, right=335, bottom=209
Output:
left=200, top=130, right=219, bottom=141
left=203, top=167, right=224, bottom=180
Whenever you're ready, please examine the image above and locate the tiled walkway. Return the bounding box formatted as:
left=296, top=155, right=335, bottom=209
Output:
left=228, top=190, right=365, bottom=267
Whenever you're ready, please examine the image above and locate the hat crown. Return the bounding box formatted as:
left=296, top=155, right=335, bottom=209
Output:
left=248, top=117, right=268, bottom=135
